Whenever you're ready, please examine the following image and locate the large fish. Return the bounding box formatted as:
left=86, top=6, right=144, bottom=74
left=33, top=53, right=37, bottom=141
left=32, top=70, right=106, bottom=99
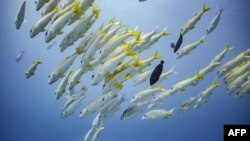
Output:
left=150, top=60, right=164, bottom=86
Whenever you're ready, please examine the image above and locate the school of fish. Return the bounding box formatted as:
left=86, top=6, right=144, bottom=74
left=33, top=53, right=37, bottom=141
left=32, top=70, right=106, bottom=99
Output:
left=14, top=0, right=249, bottom=141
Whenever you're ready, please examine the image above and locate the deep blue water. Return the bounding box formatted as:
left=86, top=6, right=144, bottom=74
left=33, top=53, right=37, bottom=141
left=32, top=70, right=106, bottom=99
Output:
left=0, top=0, right=250, bottom=141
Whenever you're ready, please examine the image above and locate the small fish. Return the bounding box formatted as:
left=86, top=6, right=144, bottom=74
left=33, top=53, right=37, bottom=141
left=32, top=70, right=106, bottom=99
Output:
left=91, top=126, right=104, bottom=141
left=142, top=108, right=175, bottom=120
left=207, top=8, right=224, bottom=34
left=181, top=3, right=211, bottom=35
left=176, top=36, right=207, bottom=59
left=171, top=34, right=183, bottom=53
left=121, top=101, right=148, bottom=120
left=150, top=60, right=164, bottom=86
left=25, top=58, right=43, bottom=79
left=217, top=49, right=250, bottom=77
left=54, top=70, right=73, bottom=100
left=61, top=95, right=85, bottom=118
left=68, top=67, right=86, bottom=90
left=41, top=0, right=60, bottom=16
left=148, top=89, right=175, bottom=109
left=211, top=44, right=233, bottom=63
left=131, top=87, right=166, bottom=103
left=99, top=94, right=126, bottom=121
left=178, top=96, right=198, bottom=113
left=15, top=50, right=25, bottom=63
left=15, top=0, right=26, bottom=30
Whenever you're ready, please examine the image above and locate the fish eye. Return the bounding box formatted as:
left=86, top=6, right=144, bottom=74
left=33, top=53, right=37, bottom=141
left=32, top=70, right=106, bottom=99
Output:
left=102, top=98, right=105, bottom=101
left=92, top=75, right=94, bottom=79
left=80, top=111, right=82, bottom=114
left=85, top=43, right=88, bottom=46
left=45, top=32, right=48, bottom=36
left=67, top=37, right=70, bottom=40
left=30, top=29, right=32, bottom=33
left=99, top=51, right=102, bottom=54
left=103, top=84, right=105, bottom=88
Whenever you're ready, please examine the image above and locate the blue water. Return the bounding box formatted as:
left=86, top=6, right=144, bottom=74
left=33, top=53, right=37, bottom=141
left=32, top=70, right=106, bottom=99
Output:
left=0, top=0, right=250, bottom=141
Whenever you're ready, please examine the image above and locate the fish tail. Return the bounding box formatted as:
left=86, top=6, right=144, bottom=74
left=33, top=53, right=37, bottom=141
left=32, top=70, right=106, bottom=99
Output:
left=161, top=27, right=169, bottom=36
left=108, top=17, right=116, bottom=25
left=92, top=7, right=101, bottom=18
left=124, top=73, right=132, bottom=81
left=114, top=82, right=123, bottom=89
left=125, top=43, right=136, bottom=56
left=36, top=59, right=43, bottom=64
left=73, top=0, right=83, bottom=14
left=168, top=108, right=175, bottom=117
left=128, top=26, right=139, bottom=36
left=225, top=44, right=233, bottom=51
left=153, top=51, right=161, bottom=59
left=202, top=3, right=211, bottom=13
left=199, top=36, right=207, bottom=44
left=134, top=32, right=145, bottom=44
left=211, top=81, right=220, bottom=87
left=76, top=47, right=84, bottom=55
left=169, top=66, right=177, bottom=74
left=133, top=56, right=146, bottom=67
left=195, top=71, right=204, bottom=80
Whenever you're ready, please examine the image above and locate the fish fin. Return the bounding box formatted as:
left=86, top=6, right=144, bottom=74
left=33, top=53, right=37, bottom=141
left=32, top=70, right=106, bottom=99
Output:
left=125, top=43, right=136, bottom=56
left=199, top=36, right=207, bottom=44
left=211, top=81, right=220, bottom=87
left=169, top=66, right=177, bottom=74
left=168, top=108, right=175, bottom=117
left=202, top=3, right=211, bottom=13
left=161, top=27, right=169, bottom=36
left=35, top=59, right=43, bottom=64
left=108, top=17, right=116, bottom=25
left=127, top=26, right=139, bottom=36
left=67, top=70, right=73, bottom=75
left=135, top=32, right=145, bottom=44
left=73, top=0, right=83, bottom=14
left=180, top=87, right=186, bottom=91
left=225, top=44, right=233, bottom=51
left=76, top=48, right=84, bottom=55
left=114, top=83, right=123, bottom=89
left=132, top=56, right=146, bottom=67
left=171, top=43, right=175, bottom=48
left=124, top=73, right=132, bottom=81
left=153, top=51, right=161, bottom=59
left=86, top=63, right=93, bottom=69
left=195, top=71, right=204, bottom=80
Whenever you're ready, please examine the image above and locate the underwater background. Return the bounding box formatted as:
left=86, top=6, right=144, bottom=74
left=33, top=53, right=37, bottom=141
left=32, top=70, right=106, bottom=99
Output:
left=0, top=0, right=250, bottom=141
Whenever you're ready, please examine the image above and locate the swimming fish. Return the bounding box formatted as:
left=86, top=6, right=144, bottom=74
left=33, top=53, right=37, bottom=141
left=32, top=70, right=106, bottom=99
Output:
left=178, top=96, right=198, bottom=113
left=79, top=91, right=118, bottom=119
left=68, top=67, right=86, bottom=90
left=171, top=34, right=183, bottom=53
left=207, top=8, right=224, bottom=34
left=41, top=0, right=60, bottom=16
left=150, top=60, right=164, bottom=86
left=131, top=87, right=166, bottom=103
left=15, top=50, right=25, bottom=63
left=181, top=3, right=211, bottom=35
left=35, top=0, right=49, bottom=11
left=48, top=49, right=83, bottom=85
left=25, top=58, right=43, bottom=79
left=99, top=94, right=126, bottom=121
left=55, top=70, right=73, bottom=100
left=15, top=0, right=26, bottom=30
left=142, top=108, right=175, bottom=120
left=217, top=49, right=250, bottom=77
left=176, top=36, right=207, bottom=59
left=150, top=66, right=177, bottom=88
left=121, top=101, right=148, bottom=120
left=30, top=8, right=58, bottom=38
left=211, top=45, right=233, bottom=63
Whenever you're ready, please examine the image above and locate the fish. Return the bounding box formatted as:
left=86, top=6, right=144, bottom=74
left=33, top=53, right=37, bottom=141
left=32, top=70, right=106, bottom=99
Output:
left=236, top=80, right=250, bottom=98
left=41, top=0, right=60, bottom=16
left=15, top=0, right=26, bottom=30
left=61, top=95, right=85, bottom=118
left=207, top=8, right=224, bottom=34
left=142, top=108, right=175, bottom=120
left=176, top=36, right=207, bottom=59
left=131, top=87, right=166, bottom=103
left=25, top=58, right=43, bottom=79
left=150, top=60, right=164, bottom=86
left=211, top=45, right=233, bottom=63
left=171, top=34, right=183, bottom=53
left=178, top=96, right=198, bottom=113
left=99, top=94, right=126, bottom=121
left=91, top=43, right=136, bottom=86
left=68, top=67, right=86, bottom=90
left=121, top=101, right=148, bottom=120
left=15, top=50, right=25, bottom=63
left=170, top=72, right=204, bottom=92
left=48, top=49, right=84, bottom=85
left=181, top=3, right=211, bottom=35
left=193, top=96, right=208, bottom=109
left=227, top=70, right=249, bottom=93
left=217, top=49, right=250, bottom=77
left=62, top=86, right=87, bottom=110
left=30, top=8, right=58, bottom=38
left=91, top=126, right=104, bottom=141
left=148, top=89, right=176, bottom=109
left=150, top=66, right=177, bottom=88
left=134, top=69, right=154, bottom=86
left=35, top=0, right=49, bottom=11
left=60, top=7, right=100, bottom=52
left=79, top=91, right=118, bottom=119
left=54, top=70, right=73, bottom=100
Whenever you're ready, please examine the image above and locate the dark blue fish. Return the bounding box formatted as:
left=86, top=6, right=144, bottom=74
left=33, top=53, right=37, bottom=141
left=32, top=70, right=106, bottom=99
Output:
left=171, top=34, right=183, bottom=53
left=150, top=60, right=164, bottom=86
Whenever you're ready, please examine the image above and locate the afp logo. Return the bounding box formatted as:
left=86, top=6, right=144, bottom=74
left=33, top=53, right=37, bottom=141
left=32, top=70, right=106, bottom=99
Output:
left=224, top=125, right=249, bottom=141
